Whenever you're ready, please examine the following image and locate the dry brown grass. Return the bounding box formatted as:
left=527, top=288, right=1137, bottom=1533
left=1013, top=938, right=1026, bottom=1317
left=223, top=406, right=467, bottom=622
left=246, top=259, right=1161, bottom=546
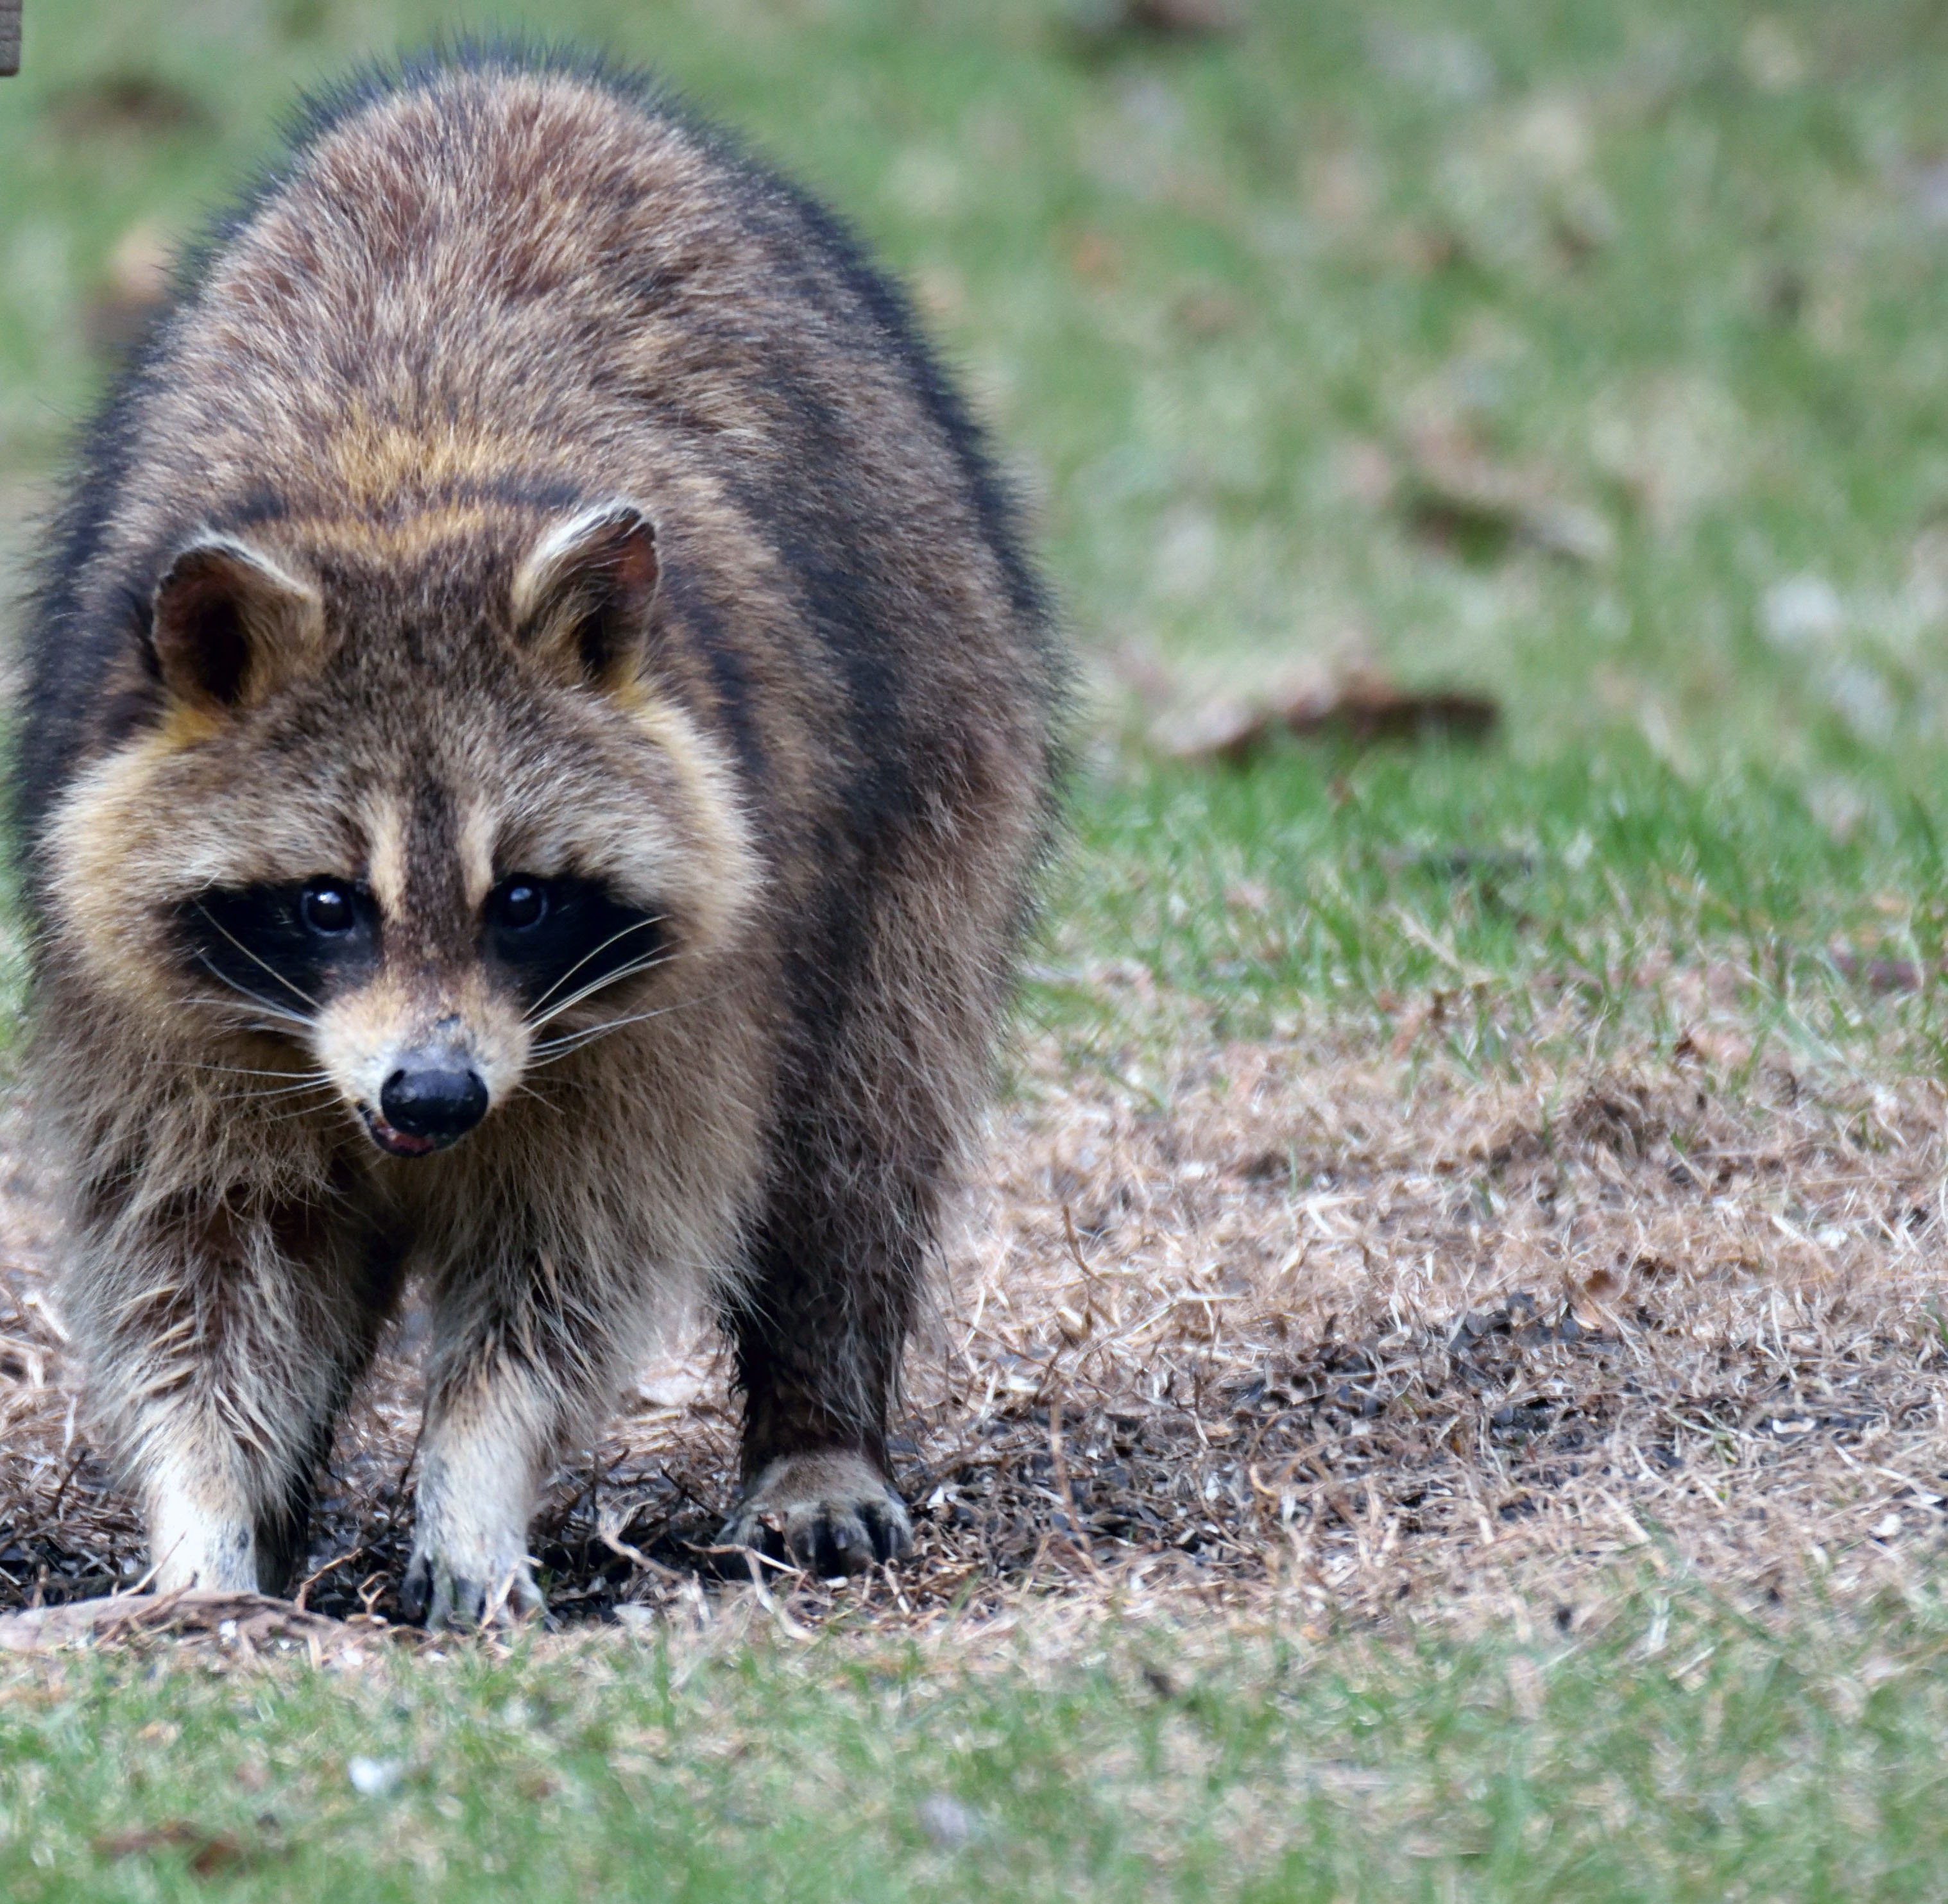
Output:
left=4, top=1029, right=1946, bottom=1634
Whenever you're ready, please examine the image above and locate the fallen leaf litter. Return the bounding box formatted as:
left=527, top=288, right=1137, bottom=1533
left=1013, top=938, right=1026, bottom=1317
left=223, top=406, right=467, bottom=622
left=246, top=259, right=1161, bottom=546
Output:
left=2, top=1026, right=1945, bottom=1642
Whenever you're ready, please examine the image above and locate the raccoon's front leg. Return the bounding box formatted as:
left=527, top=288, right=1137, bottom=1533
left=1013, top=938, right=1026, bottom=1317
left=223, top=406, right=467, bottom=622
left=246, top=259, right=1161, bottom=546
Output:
left=79, top=1221, right=388, bottom=1597
left=404, top=1281, right=605, bottom=1628
left=401, top=1363, right=551, bottom=1628
left=144, top=1405, right=338, bottom=1598
left=721, top=1169, right=919, bottom=1577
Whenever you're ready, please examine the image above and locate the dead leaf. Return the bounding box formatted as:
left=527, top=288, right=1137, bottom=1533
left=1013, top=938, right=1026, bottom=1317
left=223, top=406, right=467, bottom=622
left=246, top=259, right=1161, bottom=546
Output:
left=1123, top=0, right=1241, bottom=36
left=49, top=74, right=210, bottom=139
left=1173, top=287, right=1243, bottom=337
left=1155, top=666, right=1498, bottom=764
left=1401, top=425, right=1614, bottom=566
left=1068, top=0, right=1242, bottom=38
left=1387, top=225, right=1468, bottom=276
left=1829, top=948, right=1931, bottom=994
left=1334, top=438, right=1397, bottom=507
left=94, top=1823, right=252, bottom=1875
left=1399, top=1829, right=1488, bottom=1860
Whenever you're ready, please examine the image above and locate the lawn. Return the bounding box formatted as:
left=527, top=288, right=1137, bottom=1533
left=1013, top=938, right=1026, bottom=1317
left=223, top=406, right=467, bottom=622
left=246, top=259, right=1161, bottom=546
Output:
left=6, top=0, right=1948, bottom=1897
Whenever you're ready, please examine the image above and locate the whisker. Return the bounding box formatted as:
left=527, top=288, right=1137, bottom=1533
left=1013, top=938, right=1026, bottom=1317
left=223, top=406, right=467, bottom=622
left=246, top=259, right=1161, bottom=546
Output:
left=181, top=999, right=311, bottom=1038
left=529, top=954, right=674, bottom=1028
left=529, top=1007, right=668, bottom=1057
left=176, top=1060, right=334, bottom=1085
left=248, top=1096, right=345, bottom=1128
left=187, top=1073, right=341, bottom=1115
left=188, top=959, right=316, bottom=1030
left=236, top=1080, right=342, bottom=1104
left=186, top=991, right=309, bottom=1028
left=190, top=906, right=321, bottom=1014
left=527, top=987, right=727, bottom=1066
left=524, top=915, right=669, bottom=1021
left=527, top=949, right=679, bottom=1029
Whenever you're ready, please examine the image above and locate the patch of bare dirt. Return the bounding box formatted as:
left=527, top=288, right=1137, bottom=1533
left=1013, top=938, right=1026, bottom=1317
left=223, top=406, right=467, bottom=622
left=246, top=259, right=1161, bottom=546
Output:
left=3, top=1036, right=1945, bottom=1634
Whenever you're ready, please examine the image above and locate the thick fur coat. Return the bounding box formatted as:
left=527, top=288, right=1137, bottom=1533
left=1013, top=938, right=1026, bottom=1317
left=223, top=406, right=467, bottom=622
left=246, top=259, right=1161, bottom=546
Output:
left=14, top=51, right=1061, bottom=1623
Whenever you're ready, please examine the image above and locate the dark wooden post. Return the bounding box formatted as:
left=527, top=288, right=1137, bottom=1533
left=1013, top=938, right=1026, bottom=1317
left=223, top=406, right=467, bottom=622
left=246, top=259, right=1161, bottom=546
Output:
left=0, top=1, right=19, bottom=78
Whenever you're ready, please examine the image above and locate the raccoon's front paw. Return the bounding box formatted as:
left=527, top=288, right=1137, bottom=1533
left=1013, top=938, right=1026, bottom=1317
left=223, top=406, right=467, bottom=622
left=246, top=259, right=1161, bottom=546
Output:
left=146, top=1500, right=259, bottom=1595
left=722, top=1450, right=912, bottom=1577
left=400, top=1543, right=544, bottom=1630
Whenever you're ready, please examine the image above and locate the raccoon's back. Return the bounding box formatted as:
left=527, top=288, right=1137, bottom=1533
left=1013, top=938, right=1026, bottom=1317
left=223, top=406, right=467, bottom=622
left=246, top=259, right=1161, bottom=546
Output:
left=19, top=51, right=1062, bottom=917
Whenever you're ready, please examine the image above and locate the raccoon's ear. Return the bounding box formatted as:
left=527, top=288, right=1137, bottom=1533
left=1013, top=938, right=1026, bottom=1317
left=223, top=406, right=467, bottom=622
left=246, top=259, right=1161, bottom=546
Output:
left=511, top=502, right=660, bottom=690
left=149, top=536, right=323, bottom=713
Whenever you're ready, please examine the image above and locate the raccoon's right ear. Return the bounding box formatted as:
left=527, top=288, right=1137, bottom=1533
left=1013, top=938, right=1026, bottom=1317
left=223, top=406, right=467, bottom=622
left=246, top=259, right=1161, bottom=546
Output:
left=511, top=502, right=660, bottom=692
left=148, top=536, right=324, bottom=713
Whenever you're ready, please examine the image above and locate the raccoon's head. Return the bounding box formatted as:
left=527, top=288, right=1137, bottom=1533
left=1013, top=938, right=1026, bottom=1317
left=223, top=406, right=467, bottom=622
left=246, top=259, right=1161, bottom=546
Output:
left=46, top=499, right=758, bottom=1158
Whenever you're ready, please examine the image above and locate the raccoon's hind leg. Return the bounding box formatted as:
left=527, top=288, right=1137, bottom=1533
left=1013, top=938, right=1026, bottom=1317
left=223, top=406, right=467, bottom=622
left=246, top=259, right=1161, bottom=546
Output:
left=720, top=1148, right=922, bottom=1577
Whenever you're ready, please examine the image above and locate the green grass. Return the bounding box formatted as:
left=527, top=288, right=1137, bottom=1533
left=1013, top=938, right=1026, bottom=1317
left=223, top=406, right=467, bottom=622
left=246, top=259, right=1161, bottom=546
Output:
left=1040, top=741, right=1948, bottom=1071
left=10, top=1588, right=1948, bottom=1901
left=11, top=0, right=1948, bottom=776
left=9, top=0, right=1948, bottom=1897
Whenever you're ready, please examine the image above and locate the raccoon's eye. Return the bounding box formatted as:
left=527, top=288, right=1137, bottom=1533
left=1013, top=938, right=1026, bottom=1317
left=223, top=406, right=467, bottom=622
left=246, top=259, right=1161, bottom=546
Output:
left=493, top=880, right=549, bottom=932
left=301, top=881, right=357, bottom=936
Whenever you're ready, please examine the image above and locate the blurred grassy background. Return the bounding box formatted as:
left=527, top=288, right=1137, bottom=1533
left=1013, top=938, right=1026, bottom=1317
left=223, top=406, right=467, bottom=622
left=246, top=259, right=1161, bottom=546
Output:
left=11, top=0, right=1948, bottom=776
left=11, top=1, right=1948, bottom=1080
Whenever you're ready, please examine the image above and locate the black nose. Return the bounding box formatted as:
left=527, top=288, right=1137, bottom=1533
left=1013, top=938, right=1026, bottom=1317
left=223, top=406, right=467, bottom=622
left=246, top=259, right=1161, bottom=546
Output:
left=379, top=1057, right=490, bottom=1144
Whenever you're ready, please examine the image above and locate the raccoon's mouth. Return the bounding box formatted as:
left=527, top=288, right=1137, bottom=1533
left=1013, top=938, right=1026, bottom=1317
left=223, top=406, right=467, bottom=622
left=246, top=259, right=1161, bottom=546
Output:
left=357, top=1104, right=445, bottom=1159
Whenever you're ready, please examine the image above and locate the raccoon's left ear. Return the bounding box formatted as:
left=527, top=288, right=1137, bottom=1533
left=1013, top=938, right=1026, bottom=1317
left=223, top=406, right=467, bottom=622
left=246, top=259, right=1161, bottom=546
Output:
left=149, top=536, right=325, bottom=713
left=511, top=502, right=661, bottom=691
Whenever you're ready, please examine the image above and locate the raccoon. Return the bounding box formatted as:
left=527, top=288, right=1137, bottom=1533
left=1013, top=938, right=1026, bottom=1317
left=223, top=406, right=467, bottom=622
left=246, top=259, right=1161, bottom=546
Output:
left=15, top=50, right=1061, bottom=1625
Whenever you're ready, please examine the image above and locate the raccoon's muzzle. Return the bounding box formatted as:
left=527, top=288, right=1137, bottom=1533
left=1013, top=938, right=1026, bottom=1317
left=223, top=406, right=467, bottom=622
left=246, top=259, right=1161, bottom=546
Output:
left=368, top=1050, right=491, bottom=1156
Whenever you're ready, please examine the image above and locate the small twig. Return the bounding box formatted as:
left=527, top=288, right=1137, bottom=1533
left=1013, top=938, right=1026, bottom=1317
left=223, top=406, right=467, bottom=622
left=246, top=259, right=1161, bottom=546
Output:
left=598, top=1524, right=687, bottom=1584
left=388, top=1411, right=429, bottom=1522
left=692, top=1540, right=801, bottom=1576
left=293, top=1547, right=364, bottom=1614
left=46, top=1445, right=88, bottom=1525
left=110, top=1532, right=183, bottom=1603
left=1045, top=1384, right=1104, bottom=1583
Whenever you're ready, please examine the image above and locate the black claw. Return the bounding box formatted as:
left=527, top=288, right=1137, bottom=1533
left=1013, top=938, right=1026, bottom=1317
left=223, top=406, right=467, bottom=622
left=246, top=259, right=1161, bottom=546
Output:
left=400, top=1556, right=432, bottom=1626
left=808, top=1518, right=840, bottom=1578
left=447, top=1576, right=487, bottom=1628
left=726, top=1478, right=913, bottom=1579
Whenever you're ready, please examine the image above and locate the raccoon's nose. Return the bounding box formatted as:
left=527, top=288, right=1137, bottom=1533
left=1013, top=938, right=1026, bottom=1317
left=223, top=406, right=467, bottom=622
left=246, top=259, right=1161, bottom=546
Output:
left=379, top=1057, right=490, bottom=1145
